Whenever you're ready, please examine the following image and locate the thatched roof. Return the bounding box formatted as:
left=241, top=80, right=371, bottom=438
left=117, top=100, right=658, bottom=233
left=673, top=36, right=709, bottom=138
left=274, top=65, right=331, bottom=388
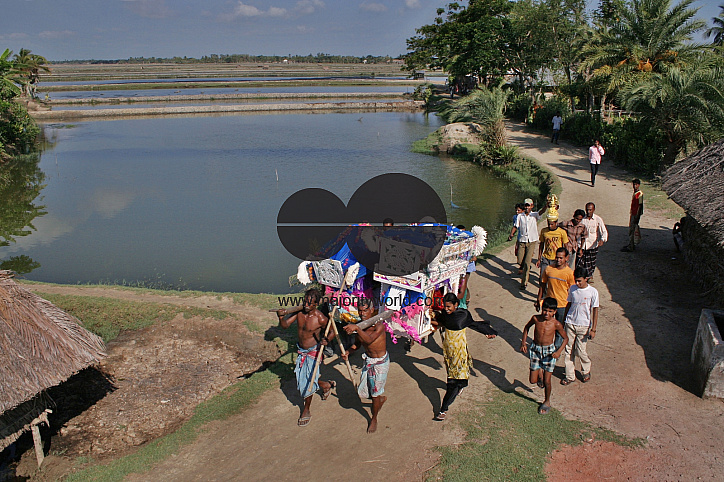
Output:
left=662, top=138, right=724, bottom=247
left=0, top=271, right=106, bottom=414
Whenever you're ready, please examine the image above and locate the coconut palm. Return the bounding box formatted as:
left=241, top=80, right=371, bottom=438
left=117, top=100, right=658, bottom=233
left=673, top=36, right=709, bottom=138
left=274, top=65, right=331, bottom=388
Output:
left=620, top=57, right=724, bottom=166
left=705, top=4, right=724, bottom=47
left=13, top=48, right=50, bottom=98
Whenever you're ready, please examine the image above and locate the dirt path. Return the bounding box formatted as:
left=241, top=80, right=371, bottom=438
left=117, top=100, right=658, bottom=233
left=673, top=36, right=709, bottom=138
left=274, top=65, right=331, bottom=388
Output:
left=31, top=124, right=723, bottom=480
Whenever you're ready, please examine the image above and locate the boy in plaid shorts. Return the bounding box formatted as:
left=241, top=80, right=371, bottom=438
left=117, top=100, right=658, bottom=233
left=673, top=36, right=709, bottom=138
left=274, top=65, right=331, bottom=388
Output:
left=521, top=297, right=568, bottom=414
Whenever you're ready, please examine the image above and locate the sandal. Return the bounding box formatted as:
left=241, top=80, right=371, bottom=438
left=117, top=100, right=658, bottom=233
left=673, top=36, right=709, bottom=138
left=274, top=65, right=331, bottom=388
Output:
left=537, top=380, right=545, bottom=389
left=581, top=373, right=591, bottom=383
left=321, top=380, right=336, bottom=400
left=538, top=404, right=550, bottom=415
left=298, top=415, right=311, bottom=427
left=560, top=378, right=575, bottom=386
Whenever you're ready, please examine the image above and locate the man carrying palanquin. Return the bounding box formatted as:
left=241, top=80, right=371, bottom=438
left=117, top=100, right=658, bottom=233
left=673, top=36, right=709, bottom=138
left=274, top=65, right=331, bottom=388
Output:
left=343, top=298, right=389, bottom=433
left=276, top=288, right=336, bottom=427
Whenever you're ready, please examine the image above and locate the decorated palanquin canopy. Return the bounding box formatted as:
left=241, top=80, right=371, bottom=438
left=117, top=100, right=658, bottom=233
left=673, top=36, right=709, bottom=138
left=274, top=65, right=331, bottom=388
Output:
left=294, top=224, right=487, bottom=342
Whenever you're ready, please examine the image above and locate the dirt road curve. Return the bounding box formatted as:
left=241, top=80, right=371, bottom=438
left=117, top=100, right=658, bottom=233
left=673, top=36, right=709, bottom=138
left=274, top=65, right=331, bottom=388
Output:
left=133, top=123, right=723, bottom=481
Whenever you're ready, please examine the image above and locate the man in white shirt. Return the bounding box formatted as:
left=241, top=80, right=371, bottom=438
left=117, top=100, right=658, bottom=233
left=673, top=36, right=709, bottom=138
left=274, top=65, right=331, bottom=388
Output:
left=551, top=112, right=562, bottom=144
left=508, top=198, right=546, bottom=290
left=588, top=140, right=605, bottom=187
left=577, top=202, right=608, bottom=281
left=560, top=267, right=599, bottom=385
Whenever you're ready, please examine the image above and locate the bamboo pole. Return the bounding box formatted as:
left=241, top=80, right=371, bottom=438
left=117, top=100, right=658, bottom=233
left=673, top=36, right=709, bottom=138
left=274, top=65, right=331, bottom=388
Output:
left=306, top=308, right=335, bottom=397
left=330, top=319, right=357, bottom=388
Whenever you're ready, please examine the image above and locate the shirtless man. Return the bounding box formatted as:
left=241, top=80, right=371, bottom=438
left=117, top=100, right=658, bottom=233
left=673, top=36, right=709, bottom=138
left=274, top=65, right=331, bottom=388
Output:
left=343, top=299, right=388, bottom=433
left=276, top=288, right=336, bottom=427
left=521, top=297, right=568, bottom=415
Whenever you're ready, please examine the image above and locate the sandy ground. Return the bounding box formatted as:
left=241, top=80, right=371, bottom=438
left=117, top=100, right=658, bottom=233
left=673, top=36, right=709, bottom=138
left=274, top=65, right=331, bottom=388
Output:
left=14, top=123, right=724, bottom=480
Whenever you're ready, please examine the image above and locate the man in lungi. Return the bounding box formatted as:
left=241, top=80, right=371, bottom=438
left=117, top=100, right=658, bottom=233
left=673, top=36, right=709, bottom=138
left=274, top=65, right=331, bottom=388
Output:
left=343, top=298, right=389, bottom=433
left=577, top=202, right=608, bottom=282
left=276, top=288, right=336, bottom=427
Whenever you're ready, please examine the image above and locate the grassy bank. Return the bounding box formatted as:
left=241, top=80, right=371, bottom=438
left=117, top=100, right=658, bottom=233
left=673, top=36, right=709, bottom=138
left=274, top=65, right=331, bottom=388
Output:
left=20, top=279, right=292, bottom=311
left=428, top=390, right=643, bottom=480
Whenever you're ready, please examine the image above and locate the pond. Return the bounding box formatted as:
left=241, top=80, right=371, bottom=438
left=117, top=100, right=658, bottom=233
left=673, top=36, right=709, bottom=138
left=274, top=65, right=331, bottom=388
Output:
left=0, top=112, right=523, bottom=294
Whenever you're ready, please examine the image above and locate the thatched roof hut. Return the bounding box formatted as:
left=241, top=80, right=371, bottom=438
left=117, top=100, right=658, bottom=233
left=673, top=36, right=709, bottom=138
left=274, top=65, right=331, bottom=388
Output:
left=662, top=139, right=724, bottom=247
left=662, top=139, right=724, bottom=306
left=0, top=271, right=106, bottom=461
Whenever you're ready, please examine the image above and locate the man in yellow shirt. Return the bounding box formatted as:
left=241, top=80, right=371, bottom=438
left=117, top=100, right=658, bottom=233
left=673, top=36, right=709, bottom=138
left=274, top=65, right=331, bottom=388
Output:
left=535, top=247, right=575, bottom=322
left=537, top=217, right=569, bottom=276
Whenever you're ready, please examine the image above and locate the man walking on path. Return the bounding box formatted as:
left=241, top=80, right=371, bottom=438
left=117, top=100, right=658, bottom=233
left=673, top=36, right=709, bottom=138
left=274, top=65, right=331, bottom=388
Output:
left=621, top=179, right=643, bottom=252
left=535, top=247, right=575, bottom=323
left=561, top=267, right=599, bottom=385
left=577, top=202, right=608, bottom=281
left=537, top=216, right=568, bottom=275
left=560, top=209, right=587, bottom=269
left=588, top=140, right=604, bottom=187
left=508, top=198, right=546, bottom=290
left=551, top=112, right=562, bottom=144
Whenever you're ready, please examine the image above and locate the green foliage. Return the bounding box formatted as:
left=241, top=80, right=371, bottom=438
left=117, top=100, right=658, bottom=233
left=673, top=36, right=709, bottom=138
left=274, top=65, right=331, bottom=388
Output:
left=528, top=96, right=572, bottom=131
left=441, top=86, right=509, bottom=124
left=428, top=390, right=643, bottom=481
left=437, top=86, right=509, bottom=146
left=412, top=82, right=435, bottom=105
left=560, top=113, right=667, bottom=173
left=489, top=145, right=519, bottom=164
left=404, top=0, right=514, bottom=81
left=705, top=5, right=724, bottom=46
left=619, top=58, right=724, bottom=165
left=0, top=49, right=22, bottom=99
left=0, top=100, right=40, bottom=156
left=507, top=93, right=533, bottom=121
left=582, top=0, right=707, bottom=93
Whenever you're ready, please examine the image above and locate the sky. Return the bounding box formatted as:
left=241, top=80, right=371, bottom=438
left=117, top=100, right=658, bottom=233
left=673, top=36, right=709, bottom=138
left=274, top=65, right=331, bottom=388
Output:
left=0, top=0, right=721, bottom=61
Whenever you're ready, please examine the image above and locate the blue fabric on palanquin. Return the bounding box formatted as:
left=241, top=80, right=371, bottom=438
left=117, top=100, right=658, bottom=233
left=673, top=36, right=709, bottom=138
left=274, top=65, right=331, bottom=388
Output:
left=328, top=242, right=368, bottom=279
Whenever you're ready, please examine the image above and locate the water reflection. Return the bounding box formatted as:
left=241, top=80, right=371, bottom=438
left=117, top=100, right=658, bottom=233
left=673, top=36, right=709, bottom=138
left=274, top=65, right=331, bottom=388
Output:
left=0, top=153, right=46, bottom=274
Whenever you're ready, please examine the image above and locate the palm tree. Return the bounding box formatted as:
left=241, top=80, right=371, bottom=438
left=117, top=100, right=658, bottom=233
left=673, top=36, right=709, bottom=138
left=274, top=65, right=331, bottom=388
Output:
left=705, top=4, right=724, bottom=47
left=620, top=57, right=724, bottom=166
left=583, top=0, right=707, bottom=91
left=12, top=48, right=50, bottom=98
left=0, top=49, right=22, bottom=99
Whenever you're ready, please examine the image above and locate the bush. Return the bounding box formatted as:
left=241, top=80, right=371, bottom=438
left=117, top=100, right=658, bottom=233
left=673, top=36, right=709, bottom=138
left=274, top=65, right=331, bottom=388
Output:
left=412, top=83, right=435, bottom=105
left=561, top=113, right=666, bottom=174
left=528, top=96, right=572, bottom=131
left=0, top=100, right=40, bottom=157
left=507, top=93, right=532, bottom=121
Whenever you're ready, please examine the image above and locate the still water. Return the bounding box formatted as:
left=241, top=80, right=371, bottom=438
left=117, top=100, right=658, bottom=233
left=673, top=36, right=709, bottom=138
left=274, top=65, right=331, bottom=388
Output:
left=1, top=112, right=522, bottom=293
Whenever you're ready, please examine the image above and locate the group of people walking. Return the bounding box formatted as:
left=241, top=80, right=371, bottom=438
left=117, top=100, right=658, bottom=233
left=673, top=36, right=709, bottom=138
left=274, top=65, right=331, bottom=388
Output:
left=275, top=137, right=647, bottom=425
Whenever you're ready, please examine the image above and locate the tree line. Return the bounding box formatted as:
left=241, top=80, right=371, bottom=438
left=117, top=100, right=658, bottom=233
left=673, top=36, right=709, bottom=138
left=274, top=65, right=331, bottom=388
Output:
left=51, top=53, right=398, bottom=65
left=404, top=0, right=724, bottom=170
